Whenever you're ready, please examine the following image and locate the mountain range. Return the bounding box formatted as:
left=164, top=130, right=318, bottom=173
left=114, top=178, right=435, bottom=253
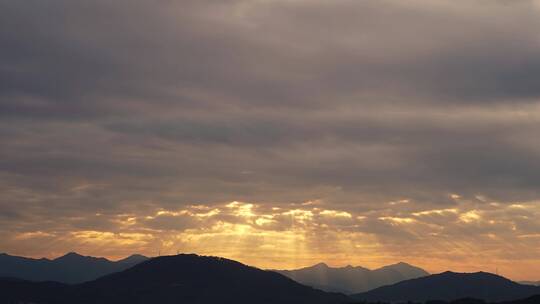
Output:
left=0, top=254, right=349, bottom=304
left=0, top=252, right=148, bottom=283
left=353, top=271, right=540, bottom=303
left=275, top=261, right=429, bottom=293
left=1, top=252, right=540, bottom=304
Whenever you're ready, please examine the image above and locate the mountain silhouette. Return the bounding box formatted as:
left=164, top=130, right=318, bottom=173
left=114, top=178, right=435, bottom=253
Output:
left=0, top=254, right=351, bottom=304
left=499, top=295, right=540, bottom=304
left=424, top=296, right=540, bottom=304
left=352, top=271, right=540, bottom=302
left=275, top=261, right=428, bottom=293
left=116, top=254, right=148, bottom=265
left=0, top=252, right=148, bottom=283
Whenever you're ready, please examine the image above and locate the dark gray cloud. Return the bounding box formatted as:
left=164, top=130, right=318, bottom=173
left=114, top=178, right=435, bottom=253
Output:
left=1, top=0, right=540, bottom=276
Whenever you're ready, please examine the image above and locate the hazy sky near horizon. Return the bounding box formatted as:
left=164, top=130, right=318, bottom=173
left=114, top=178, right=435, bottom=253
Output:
left=2, top=0, right=540, bottom=280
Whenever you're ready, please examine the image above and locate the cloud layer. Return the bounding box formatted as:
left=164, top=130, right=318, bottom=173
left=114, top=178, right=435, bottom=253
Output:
left=1, top=0, right=540, bottom=280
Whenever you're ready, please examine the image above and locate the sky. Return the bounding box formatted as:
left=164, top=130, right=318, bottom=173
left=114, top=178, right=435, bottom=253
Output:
left=1, top=0, right=540, bottom=281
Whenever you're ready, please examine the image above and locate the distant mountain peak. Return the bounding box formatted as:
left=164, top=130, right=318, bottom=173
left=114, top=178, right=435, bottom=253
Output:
left=276, top=261, right=428, bottom=294
left=1, top=252, right=148, bottom=284
left=377, top=261, right=423, bottom=270
left=117, top=254, right=149, bottom=264
left=53, top=252, right=113, bottom=263
left=126, top=253, right=147, bottom=259
left=306, top=262, right=370, bottom=271
left=313, top=262, right=329, bottom=268
left=394, top=261, right=413, bottom=266
left=55, top=252, right=84, bottom=260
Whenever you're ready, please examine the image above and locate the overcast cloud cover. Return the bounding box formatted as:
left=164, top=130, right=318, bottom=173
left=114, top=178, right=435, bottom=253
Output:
left=1, top=0, right=540, bottom=280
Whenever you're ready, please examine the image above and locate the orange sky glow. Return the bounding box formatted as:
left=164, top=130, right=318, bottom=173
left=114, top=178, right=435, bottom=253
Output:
left=2, top=0, right=540, bottom=284
left=5, top=198, right=540, bottom=281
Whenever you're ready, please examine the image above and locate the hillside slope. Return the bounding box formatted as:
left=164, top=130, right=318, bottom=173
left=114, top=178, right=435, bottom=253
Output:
left=1, top=254, right=351, bottom=304
left=353, top=271, right=540, bottom=302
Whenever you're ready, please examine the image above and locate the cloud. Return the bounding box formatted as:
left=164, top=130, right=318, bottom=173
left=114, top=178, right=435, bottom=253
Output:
left=4, top=198, right=540, bottom=278
left=1, top=0, right=540, bottom=279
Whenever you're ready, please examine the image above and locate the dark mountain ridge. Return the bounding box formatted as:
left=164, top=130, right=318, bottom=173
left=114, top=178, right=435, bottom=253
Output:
left=276, top=261, right=429, bottom=293
left=2, top=253, right=539, bottom=304
left=0, top=254, right=351, bottom=304
left=0, top=252, right=148, bottom=283
left=353, top=271, right=540, bottom=303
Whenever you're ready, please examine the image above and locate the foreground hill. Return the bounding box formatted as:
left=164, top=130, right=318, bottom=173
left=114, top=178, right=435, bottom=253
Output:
left=276, top=261, right=428, bottom=293
left=407, top=295, right=540, bottom=304
left=353, top=271, right=540, bottom=302
left=500, top=295, right=540, bottom=304
left=0, top=254, right=351, bottom=304
left=0, top=252, right=148, bottom=283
